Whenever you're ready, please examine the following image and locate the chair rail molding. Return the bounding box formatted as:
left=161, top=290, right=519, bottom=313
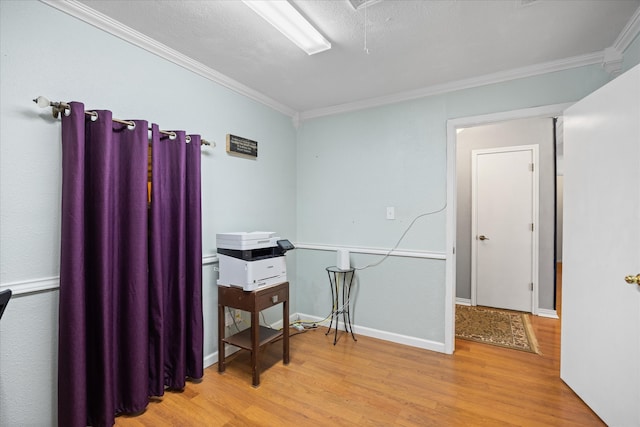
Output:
left=295, top=242, right=446, bottom=260
left=1, top=255, right=219, bottom=296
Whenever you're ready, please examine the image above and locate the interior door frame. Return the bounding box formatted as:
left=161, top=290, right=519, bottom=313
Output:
left=444, top=102, right=572, bottom=354
left=470, top=145, right=539, bottom=313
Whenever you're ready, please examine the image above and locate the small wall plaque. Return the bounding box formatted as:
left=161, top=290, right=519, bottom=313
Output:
left=226, top=134, right=258, bottom=158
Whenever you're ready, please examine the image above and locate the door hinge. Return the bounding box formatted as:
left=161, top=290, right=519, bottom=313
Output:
left=530, top=283, right=534, bottom=291
left=529, top=163, right=534, bottom=172
left=530, top=223, right=534, bottom=231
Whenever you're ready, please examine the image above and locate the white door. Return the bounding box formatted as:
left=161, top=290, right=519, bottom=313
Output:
left=561, top=64, right=639, bottom=426
left=472, top=146, right=537, bottom=312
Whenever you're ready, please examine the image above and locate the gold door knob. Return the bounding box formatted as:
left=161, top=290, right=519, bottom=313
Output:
left=624, top=274, right=640, bottom=284
left=478, top=235, right=489, bottom=241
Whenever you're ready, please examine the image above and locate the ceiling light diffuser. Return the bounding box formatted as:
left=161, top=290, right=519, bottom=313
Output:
left=242, top=0, right=331, bottom=55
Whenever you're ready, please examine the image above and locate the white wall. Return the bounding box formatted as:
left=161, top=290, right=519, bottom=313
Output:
left=0, top=2, right=296, bottom=425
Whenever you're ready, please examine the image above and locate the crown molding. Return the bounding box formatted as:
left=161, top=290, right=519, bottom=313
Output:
left=613, top=5, right=640, bottom=53
left=603, top=5, right=640, bottom=77
left=299, top=51, right=604, bottom=121
left=38, top=0, right=638, bottom=124
left=602, top=47, right=624, bottom=76
left=39, top=0, right=297, bottom=118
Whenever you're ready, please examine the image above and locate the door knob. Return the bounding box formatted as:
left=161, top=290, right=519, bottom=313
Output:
left=478, top=235, right=489, bottom=241
left=624, top=274, right=640, bottom=285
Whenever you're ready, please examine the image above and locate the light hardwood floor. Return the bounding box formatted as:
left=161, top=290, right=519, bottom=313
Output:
left=116, top=270, right=603, bottom=426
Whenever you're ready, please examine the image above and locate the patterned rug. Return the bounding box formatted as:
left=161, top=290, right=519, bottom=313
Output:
left=455, top=305, right=540, bottom=354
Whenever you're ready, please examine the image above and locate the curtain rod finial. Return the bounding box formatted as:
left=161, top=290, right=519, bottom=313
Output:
left=34, top=96, right=51, bottom=108
left=33, top=96, right=70, bottom=119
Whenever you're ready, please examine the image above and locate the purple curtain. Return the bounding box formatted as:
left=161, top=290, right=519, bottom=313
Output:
left=148, top=126, right=203, bottom=394
left=58, top=104, right=203, bottom=427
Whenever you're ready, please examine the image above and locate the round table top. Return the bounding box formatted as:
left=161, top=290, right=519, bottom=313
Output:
left=326, top=266, right=355, bottom=273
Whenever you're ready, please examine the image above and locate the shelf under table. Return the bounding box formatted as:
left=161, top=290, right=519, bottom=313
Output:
left=223, top=326, right=283, bottom=351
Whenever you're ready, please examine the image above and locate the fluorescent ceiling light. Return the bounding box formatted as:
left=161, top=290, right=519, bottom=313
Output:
left=348, top=0, right=384, bottom=10
left=242, top=0, right=331, bottom=55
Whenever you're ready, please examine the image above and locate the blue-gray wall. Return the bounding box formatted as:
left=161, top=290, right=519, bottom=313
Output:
left=294, top=67, right=613, bottom=351
left=0, top=2, right=296, bottom=425
left=1, top=1, right=639, bottom=425
left=622, top=33, right=640, bottom=73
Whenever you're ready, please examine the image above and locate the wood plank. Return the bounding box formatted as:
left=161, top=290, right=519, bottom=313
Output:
left=116, top=272, right=604, bottom=426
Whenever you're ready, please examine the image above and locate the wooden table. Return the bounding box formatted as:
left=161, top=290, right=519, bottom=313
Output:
left=217, top=282, right=289, bottom=387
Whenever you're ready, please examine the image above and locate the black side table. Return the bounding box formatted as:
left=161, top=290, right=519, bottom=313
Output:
left=325, top=266, right=357, bottom=345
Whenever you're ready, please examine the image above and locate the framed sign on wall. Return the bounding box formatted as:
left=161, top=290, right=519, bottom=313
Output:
left=226, top=134, right=258, bottom=158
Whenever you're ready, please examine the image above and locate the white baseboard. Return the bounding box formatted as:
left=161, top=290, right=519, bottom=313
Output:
left=203, top=352, right=217, bottom=368
left=270, top=314, right=299, bottom=330
left=296, top=312, right=446, bottom=353
left=205, top=305, right=558, bottom=367
left=454, top=299, right=559, bottom=319
left=537, top=308, right=559, bottom=319
left=204, top=313, right=301, bottom=368
left=204, top=344, right=241, bottom=369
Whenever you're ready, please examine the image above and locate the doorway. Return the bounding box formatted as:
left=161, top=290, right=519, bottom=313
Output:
left=456, top=118, right=552, bottom=316
left=444, top=103, right=571, bottom=354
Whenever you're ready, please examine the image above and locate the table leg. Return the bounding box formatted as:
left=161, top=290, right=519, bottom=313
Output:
left=283, top=297, right=290, bottom=365
left=326, top=270, right=336, bottom=337
left=345, top=271, right=357, bottom=341
left=333, top=272, right=339, bottom=345
left=218, top=303, right=225, bottom=373
left=251, top=311, right=260, bottom=387
left=341, top=273, right=348, bottom=340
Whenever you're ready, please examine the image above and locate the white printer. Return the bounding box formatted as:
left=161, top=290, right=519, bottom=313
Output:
left=216, top=231, right=295, bottom=291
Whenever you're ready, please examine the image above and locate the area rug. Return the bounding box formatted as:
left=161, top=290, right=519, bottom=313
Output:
left=455, top=305, right=540, bottom=354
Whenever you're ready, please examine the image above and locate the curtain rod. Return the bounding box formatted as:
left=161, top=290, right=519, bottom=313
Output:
left=33, top=96, right=215, bottom=147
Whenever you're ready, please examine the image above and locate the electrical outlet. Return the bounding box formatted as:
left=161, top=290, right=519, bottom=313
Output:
left=225, top=311, right=233, bottom=327
left=386, top=206, right=395, bottom=220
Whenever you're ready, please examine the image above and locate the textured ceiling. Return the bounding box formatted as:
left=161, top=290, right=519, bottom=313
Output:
left=77, top=0, right=640, bottom=114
